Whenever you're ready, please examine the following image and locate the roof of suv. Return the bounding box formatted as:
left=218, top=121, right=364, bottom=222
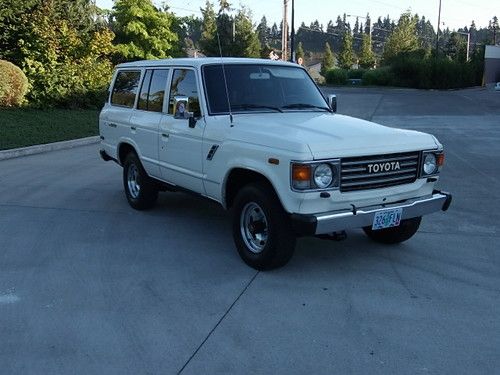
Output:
left=117, top=57, right=300, bottom=69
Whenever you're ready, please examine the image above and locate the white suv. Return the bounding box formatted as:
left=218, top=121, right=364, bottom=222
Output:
left=99, top=58, right=452, bottom=270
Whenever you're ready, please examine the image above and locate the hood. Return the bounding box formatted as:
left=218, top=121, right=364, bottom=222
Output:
left=230, top=112, right=438, bottom=159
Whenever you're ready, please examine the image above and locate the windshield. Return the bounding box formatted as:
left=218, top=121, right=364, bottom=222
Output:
left=202, top=64, right=330, bottom=115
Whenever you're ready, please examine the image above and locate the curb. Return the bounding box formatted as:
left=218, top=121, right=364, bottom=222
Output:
left=0, top=136, right=100, bottom=161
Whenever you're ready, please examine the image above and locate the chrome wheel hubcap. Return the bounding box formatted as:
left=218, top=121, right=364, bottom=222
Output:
left=240, top=202, right=269, bottom=254
left=127, top=164, right=141, bottom=199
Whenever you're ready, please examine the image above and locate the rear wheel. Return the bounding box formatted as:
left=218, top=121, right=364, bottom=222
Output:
left=123, top=153, right=158, bottom=210
left=363, top=216, right=422, bottom=244
left=232, top=183, right=296, bottom=270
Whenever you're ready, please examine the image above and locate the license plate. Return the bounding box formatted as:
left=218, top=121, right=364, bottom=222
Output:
left=372, top=208, right=403, bottom=230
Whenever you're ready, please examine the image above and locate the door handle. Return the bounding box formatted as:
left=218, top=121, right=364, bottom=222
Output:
left=131, top=126, right=137, bottom=131
left=161, top=133, right=169, bottom=138
left=108, top=123, right=117, bottom=128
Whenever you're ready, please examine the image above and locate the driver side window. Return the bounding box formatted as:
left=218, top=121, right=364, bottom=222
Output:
left=168, top=69, right=201, bottom=117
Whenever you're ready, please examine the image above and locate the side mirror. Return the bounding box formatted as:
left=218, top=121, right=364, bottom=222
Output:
left=173, top=96, right=190, bottom=119
left=327, top=94, right=337, bottom=113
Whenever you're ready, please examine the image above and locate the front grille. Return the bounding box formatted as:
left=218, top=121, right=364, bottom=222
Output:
left=340, top=151, right=421, bottom=192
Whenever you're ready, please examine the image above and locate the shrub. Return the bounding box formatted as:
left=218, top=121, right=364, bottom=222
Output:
left=347, top=69, right=366, bottom=80
left=390, top=57, right=480, bottom=89
left=362, top=67, right=394, bottom=86
left=325, top=68, right=348, bottom=85
left=0, top=60, right=29, bottom=107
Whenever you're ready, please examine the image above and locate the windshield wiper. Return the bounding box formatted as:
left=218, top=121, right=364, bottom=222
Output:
left=281, top=103, right=332, bottom=112
left=233, top=104, right=283, bottom=113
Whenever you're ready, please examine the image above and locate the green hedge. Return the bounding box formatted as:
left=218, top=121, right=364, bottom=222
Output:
left=0, top=60, right=28, bottom=107
left=325, top=69, right=348, bottom=85
left=347, top=69, right=366, bottom=79
left=362, top=67, right=394, bottom=86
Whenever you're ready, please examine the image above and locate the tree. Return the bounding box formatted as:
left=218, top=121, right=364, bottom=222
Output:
left=171, top=15, right=203, bottom=55
left=338, top=30, right=354, bottom=69
left=321, top=42, right=334, bottom=76
left=200, top=1, right=218, bottom=56
left=15, top=0, right=114, bottom=105
left=359, top=33, right=375, bottom=68
left=296, top=41, right=304, bottom=61
left=382, top=12, right=419, bottom=63
left=232, top=7, right=260, bottom=57
left=111, top=0, right=177, bottom=61
left=364, top=13, right=372, bottom=35
left=256, top=16, right=270, bottom=46
left=199, top=2, right=260, bottom=57
left=445, top=32, right=467, bottom=62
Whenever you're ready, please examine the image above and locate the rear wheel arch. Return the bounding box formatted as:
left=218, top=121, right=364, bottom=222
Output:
left=118, top=142, right=138, bottom=166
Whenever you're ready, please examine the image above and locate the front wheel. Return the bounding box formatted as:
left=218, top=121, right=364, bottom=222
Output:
left=363, top=216, right=422, bottom=244
left=232, top=183, right=296, bottom=270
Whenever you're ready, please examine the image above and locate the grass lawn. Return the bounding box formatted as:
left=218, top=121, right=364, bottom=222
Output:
left=0, top=108, right=99, bottom=150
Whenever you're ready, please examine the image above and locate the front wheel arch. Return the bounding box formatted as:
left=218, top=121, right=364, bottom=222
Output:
left=223, top=167, right=283, bottom=210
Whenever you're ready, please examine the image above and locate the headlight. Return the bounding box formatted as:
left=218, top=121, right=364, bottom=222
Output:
left=291, top=161, right=339, bottom=191
left=423, top=153, right=437, bottom=175
left=313, top=164, right=333, bottom=188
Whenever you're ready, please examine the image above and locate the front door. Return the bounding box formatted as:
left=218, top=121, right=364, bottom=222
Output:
left=159, top=68, right=205, bottom=194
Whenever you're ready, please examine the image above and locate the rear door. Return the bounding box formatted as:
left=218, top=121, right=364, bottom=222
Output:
left=129, top=68, right=169, bottom=178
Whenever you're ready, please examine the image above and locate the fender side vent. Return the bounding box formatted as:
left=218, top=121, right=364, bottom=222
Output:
left=206, top=145, right=219, bottom=160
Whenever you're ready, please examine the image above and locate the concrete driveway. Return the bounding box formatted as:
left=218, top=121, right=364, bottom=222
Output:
left=1, top=88, right=499, bottom=374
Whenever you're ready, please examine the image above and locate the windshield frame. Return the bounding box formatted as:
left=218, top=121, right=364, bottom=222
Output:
left=201, top=63, right=329, bottom=116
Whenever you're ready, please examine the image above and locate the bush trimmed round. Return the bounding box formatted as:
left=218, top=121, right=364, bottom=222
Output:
left=0, top=60, right=28, bottom=107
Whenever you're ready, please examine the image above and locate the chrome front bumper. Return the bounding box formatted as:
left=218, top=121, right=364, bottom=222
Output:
left=291, top=191, right=452, bottom=236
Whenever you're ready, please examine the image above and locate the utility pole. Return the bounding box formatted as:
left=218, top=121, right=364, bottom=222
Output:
left=457, top=31, right=471, bottom=61
left=436, top=0, right=442, bottom=57
left=290, top=0, right=295, bottom=61
left=282, top=0, right=288, bottom=61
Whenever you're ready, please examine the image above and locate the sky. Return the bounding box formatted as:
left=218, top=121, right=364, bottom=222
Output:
left=95, top=0, right=498, bottom=31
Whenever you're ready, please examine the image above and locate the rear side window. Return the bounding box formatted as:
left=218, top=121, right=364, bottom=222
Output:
left=138, top=69, right=169, bottom=112
left=111, top=70, right=141, bottom=108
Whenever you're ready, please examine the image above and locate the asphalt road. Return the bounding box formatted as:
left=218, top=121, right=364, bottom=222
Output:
left=1, top=87, right=500, bottom=374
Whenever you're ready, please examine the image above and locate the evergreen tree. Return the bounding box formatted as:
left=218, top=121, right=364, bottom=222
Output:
left=338, top=30, right=354, bottom=69
left=353, top=17, right=359, bottom=35
left=296, top=41, right=304, bottom=61
left=256, top=16, right=270, bottom=46
left=200, top=1, right=218, bottom=56
left=382, top=12, right=419, bottom=63
left=232, top=7, right=260, bottom=57
left=364, top=13, right=371, bottom=35
left=111, top=0, right=177, bottom=61
left=320, top=42, right=334, bottom=76
left=444, top=32, right=467, bottom=62
left=359, top=33, right=375, bottom=68
left=199, top=2, right=260, bottom=57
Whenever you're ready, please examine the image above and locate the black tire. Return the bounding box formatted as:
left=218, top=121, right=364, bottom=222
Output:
left=363, top=216, right=422, bottom=244
left=232, top=183, right=296, bottom=270
left=123, top=153, right=158, bottom=210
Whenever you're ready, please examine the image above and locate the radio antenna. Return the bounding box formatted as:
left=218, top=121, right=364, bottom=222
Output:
left=216, top=30, right=234, bottom=125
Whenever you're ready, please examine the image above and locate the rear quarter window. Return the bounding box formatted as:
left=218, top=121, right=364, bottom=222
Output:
left=111, top=70, right=141, bottom=108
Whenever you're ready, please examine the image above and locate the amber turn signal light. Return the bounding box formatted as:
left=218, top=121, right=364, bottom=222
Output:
left=292, top=164, right=311, bottom=181
left=436, top=153, right=445, bottom=166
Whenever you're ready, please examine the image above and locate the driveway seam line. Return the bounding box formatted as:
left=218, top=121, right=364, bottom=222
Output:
left=177, top=270, right=259, bottom=374
left=369, top=93, right=384, bottom=121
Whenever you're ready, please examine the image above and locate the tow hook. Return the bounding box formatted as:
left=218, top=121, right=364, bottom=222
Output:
left=316, top=231, right=347, bottom=241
